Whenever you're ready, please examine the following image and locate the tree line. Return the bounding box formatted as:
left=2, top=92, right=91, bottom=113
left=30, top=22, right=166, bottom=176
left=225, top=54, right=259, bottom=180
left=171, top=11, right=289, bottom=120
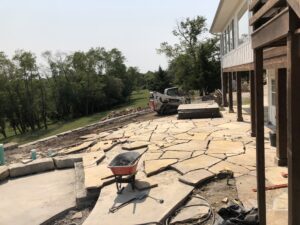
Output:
left=0, top=48, right=144, bottom=138
left=0, top=16, right=221, bottom=139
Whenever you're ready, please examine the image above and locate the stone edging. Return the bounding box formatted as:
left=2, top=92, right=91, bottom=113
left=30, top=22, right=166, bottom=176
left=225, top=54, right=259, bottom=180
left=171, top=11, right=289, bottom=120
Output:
left=18, top=109, right=152, bottom=149
left=0, top=154, right=85, bottom=182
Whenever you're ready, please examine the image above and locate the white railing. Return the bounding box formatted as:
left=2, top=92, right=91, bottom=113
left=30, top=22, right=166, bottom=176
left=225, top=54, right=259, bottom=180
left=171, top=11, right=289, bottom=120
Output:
left=222, top=39, right=253, bottom=68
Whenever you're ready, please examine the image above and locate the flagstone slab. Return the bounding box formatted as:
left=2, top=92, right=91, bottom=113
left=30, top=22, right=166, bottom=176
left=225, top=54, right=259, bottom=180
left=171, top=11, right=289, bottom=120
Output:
left=144, top=159, right=178, bottom=177
left=84, top=164, right=114, bottom=190
left=174, top=132, right=208, bottom=141
left=103, top=131, right=125, bottom=140
left=143, top=152, right=162, bottom=161
left=82, top=151, right=106, bottom=167
left=161, top=151, right=192, bottom=160
left=179, top=169, right=215, bottom=186
left=191, top=151, right=205, bottom=157
left=0, top=166, right=9, bottom=181
left=122, top=141, right=150, bottom=150
left=265, top=167, right=288, bottom=185
left=207, top=140, right=244, bottom=154
left=90, top=140, right=119, bottom=152
left=209, top=161, right=249, bottom=177
left=80, top=134, right=98, bottom=140
left=60, top=141, right=94, bottom=155
left=128, top=132, right=152, bottom=142
left=82, top=171, right=193, bottom=225
left=162, top=141, right=208, bottom=152
left=170, top=204, right=210, bottom=224
left=172, top=155, right=221, bottom=174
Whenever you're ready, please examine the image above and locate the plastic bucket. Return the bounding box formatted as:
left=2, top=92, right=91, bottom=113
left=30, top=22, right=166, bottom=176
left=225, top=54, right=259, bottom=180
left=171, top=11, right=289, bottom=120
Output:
left=269, top=131, right=276, bottom=147
left=0, top=144, right=5, bottom=165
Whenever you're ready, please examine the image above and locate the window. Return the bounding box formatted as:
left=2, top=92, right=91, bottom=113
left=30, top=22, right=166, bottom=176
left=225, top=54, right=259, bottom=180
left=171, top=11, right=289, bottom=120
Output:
left=271, top=79, right=276, bottom=106
left=238, top=7, right=249, bottom=45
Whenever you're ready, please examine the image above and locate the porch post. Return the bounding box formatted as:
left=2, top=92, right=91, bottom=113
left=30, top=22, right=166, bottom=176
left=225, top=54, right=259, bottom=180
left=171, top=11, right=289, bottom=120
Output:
left=254, top=48, right=266, bottom=225
left=236, top=72, right=244, bottom=122
left=250, top=71, right=256, bottom=137
left=228, top=72, right=234, bottom=113
left=222, top=72, right=228, bottom=107
left=287, top=9, right=300, bottom=225
left=275, top=68, right=287, bottom=166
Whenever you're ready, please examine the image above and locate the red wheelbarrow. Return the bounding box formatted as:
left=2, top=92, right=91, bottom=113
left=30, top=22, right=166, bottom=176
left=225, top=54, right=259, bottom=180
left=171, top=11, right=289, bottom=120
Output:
left=108, top=152, right=142, bottom=194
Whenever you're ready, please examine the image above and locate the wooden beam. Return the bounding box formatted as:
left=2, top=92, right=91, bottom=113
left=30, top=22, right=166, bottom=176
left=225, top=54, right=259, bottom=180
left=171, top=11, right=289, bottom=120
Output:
left=250, top=0, right=266, bottom=12
left=275, top=68, right=287, bottom=166
left=287, top=0, right=300, bottom=19
left=222, top=72, right=228, bottom=107
left=250, top=71, right=256, bottom=137
left=228, top=72, right=234, bottom=113
left=250, top=0, right=284, bottom=26
left=254, top=48, right=266, bottom=225
left=236, top=72, right=244, bottom=122
left=287, top=8, right=300, bottom=225
left=252, top=7, right=289, bottom=49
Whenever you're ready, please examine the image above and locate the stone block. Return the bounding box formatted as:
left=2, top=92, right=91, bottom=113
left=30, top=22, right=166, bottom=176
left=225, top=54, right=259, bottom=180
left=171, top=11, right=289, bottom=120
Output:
left=3, top=142, right=18, bottom=151
left=0, top=166, right=9, bottom=181
left=9, top=158, right=55, bottom=178
left=53, top=155, right=83, bottom=169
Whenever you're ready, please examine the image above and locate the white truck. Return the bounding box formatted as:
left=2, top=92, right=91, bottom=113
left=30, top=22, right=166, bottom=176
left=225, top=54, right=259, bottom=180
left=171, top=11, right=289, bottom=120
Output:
left=149, top=87, right=190, bottom=115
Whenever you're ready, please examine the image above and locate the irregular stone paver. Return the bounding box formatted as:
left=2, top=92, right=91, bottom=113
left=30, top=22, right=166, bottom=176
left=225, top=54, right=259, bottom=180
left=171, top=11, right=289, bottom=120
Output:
left=162, top=141, right=208, bottom=152
left=207, top=140, right=244, bottom=154
left=171, top=206, right=209, bottom=224
left=83, top=151, right=106, bottom=167
left=80, top=134, right=98, bottom=140
left=84, top=164, right=113, bottom=190
left=0, top=166, right=9, bottom=181
left=172, top=155, right=221, bottom=174
left=265, top=167, right=288, bottom=185
left=122, top=141, right=150, bottom=150
left=228, top=148, right=276, bottom=168
left=9, top=158, right=55, bottom=178
left=53, top=154, right=83, bottom=169
left=90, top=140, right=119, bottom=152
left=144, top=159, right=178, bottom=177
left=60, top=141, right=94, bottom=155
left=83, top=171, right=193, bottom=225
left=143, top=152, right=162, bottom=161
left=0, top=170, right=75, bottom=225
left=161, top=151, right=192, bottom=160
left=179, top=169, right=215, bottom=186
left=209, top=160, right=249, bottom=177
left=174, top=132, right=208, bottom=141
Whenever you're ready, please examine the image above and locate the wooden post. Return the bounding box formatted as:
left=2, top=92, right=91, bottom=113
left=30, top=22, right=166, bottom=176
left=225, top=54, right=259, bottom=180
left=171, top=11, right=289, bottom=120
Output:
left=254, top=48, right=266, bottom=225
left=228, top=72, right=234, bottom=113
left=237, top=72, right=244, bottom=122
left=250, top=71, right=256, bottom=137
left=222, top=72, right=229, bottom=107
left=287, top=8, right=300, bottom=225
left=275, top=68, right=287, bottom=167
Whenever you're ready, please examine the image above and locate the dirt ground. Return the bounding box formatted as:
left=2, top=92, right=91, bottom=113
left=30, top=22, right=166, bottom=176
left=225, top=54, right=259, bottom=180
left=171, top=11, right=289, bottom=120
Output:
left=6, top=112, right=158, bottom=163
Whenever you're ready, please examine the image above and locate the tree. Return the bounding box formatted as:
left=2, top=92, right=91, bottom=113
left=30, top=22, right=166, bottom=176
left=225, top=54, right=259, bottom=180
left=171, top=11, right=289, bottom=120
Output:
left=158, top=16, right=221, bottom=93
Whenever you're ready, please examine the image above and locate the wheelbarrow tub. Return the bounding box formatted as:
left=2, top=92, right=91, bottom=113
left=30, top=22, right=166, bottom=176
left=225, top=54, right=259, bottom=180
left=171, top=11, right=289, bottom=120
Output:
left=108, top=152, right=140, bottom=176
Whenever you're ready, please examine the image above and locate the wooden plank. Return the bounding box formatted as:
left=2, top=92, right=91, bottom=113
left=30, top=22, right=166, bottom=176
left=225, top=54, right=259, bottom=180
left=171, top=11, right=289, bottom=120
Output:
left=263, top=46, right=286, bottom=59
left=222, top=72, right=228, bottom=107
left=275, top=68, right=287, bottom=166
left=228, top=72, right=234, bottom=113
left=254, top=48, right=266, bottom=225
left=252, top=7, right=289, bottom=48
left=250, top=0, right=264, bottom=11
left=287, top=8, right=300, bottom=225
left=236, top=73, right=243, bottom=122
left=250, top=0, right=283, bottom=26
left=250, top=71, right=256, bottom=137
left=287, top=0, right=300, bottom=19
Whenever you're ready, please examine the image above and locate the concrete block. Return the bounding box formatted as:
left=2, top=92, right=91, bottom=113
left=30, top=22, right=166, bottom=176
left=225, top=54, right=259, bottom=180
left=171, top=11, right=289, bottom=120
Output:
left=9, top=158, right=55, bottom=178
left=53, top=155, right=83, bottom=169
left=0, top=166, right=9, bottom=181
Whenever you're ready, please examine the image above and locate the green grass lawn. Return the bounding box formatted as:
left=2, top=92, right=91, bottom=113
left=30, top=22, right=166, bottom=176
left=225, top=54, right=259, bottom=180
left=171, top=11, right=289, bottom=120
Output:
left=0, top=90, right=150, bottom=145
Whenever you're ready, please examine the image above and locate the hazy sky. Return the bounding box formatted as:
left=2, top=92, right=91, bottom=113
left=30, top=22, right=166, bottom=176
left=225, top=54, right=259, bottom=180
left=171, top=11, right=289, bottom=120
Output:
left=0, top=0, right=219, bottom=72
